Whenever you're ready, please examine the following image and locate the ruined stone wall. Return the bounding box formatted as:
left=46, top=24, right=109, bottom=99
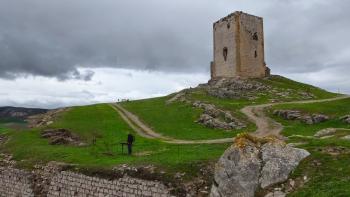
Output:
left=212, top=11, right=267, bottom=79
left=0, top=167, right=172, bottom=197
left=48, top=171, right=171, bottom=197
left=0, top=167, right=34, bottom=197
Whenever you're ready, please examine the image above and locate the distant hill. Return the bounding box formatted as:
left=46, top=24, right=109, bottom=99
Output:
left=0, top=106, right=48, bottom=122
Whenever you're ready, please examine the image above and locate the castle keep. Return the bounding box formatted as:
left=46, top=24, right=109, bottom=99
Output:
left=211, top=11, right=269, bottom=79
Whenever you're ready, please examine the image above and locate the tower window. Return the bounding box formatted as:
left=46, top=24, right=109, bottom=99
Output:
left=254, top=50, right=258, bottom=58
left=253, top=32, right=258, bottom=41
left=227, top=23, right=230, bottom=29
left=223, top=47, right=228, bottom=61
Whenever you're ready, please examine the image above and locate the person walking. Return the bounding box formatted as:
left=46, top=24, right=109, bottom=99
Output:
left=127, top=133, right=135, bottom=155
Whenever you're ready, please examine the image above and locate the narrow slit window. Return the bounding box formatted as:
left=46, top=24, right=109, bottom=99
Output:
left=223, top=47, right=228, bottom=61
left=254, top=50, right=258, bottom=58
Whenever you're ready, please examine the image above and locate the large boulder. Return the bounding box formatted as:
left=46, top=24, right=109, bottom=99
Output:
left=210, top=135, right=310, bottom=197
left=259, top=142, right=310, bottom=188
left=211, top=139, right=261, bottom=197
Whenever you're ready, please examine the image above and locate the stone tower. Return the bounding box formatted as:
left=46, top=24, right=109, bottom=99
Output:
left=211, top=11, right=269, bottom=79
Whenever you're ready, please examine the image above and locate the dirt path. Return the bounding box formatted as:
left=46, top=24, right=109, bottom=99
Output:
left=110, top=104, right=233, bottom=144
left=241, top=95, right=350, bottom=138
left=110, top=95, right=350, bottom=144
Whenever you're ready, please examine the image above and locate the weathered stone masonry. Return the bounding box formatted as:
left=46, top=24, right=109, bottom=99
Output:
left=48, top=171, right=171, bottom=197
left=211, top=11, right=268, bottom=79
left=0, top=167, right=34, bottom=197
left=0, top=167, right=172, bottom=197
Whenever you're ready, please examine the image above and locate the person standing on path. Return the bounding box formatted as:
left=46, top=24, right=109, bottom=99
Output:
left=127, top=133, right=135, bottom=155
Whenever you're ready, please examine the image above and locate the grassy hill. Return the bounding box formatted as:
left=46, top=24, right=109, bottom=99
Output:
left=268, top=98, right=350, bottom=196
left=121, top=75, right=338, bottom=140
left=0, top=104, right=229, bottom=175
left=0, top=75, right=348, bottom=196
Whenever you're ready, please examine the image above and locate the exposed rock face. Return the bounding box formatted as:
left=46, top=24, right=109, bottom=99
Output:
left=340, top=115, right=350, bottom=124
left=205, top=78, right=271, bottom=99
left=259, top=142, right=310, bottom=188
left=210, top=136, right=310, bottom=197
left=27, top=108, right=67, bottom=128
left=314, top=128, right=337, bottom=138
left=273, top=110, right=329, bottom=125
left=210, top=139, right=261, bottom=197
left=194, top=101, right=246, bottom=130
left=41, top=129, right=85, bottom=146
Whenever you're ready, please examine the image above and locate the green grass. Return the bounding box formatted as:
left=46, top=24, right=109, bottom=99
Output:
left=270, top=98, right=350, bottom=136
left=0, top=124, right=7, bottom=134
left=268, top=97, right=350, bottom=196
left=121, top=97, right=245, bottom=140
left=256, top=75, right=338, bottom=100
left=121, top=76, right=337, bottom=141
left=288, top=138, right=350, bottom=197
left=0, top=104, right=230, bottom=174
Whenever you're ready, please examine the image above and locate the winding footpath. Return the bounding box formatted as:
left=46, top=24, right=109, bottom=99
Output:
left=110, top=95, right=350, bottom=144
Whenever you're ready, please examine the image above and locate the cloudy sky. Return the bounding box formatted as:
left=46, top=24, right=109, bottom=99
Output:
left=0, top=0, right=349, bottom=108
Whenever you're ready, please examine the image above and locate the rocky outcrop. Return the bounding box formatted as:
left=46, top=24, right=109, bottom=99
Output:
left=41, top=129, right=85, bottom=146
left=341, top=135, right=350, bottom=140
left=340, top=115, right=350, bottom=124
left=210, top=135, right=310, bottom=197
left=27, top=108, right=68, bottom=128
left=273, top=110, right=329, bottom=125
left=205, top=78, right=271, bottom=99
left=194, top=101, right=246, bottom=130
left=314, top=128, right=337, bottom=138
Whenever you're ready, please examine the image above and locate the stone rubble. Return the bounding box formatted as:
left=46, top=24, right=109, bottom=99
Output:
left=314, top=128, right=337, bottom=138
left=193, top=101, right=246, bottom=130
left=210, top=136, right=310, bottom=197
left=340, top=115, right=350, bottom=124
left=273, top=110, right=329, bottom=125
left=341, top=135, right=350, bottom=140
left=205, top=78, right=271, bottom=99
left=27, top=108, right=68, bottom=128
left=41, top=128, right=86, bottom=146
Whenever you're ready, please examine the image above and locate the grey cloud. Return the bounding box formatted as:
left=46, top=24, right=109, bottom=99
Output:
left=0, top=0, right=350, bottom=80
left=261, top=0, right=350, bottom=75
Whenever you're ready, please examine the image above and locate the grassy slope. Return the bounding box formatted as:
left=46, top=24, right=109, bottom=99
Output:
left=270, top=98, right=350, bottom=196
left=0, top=124, right=7, bottom=134
left=0, top=104, right=229, bottom=173
left=289, top=138, right=350, bottom=197
left=271, top=98, right=350, bottom=137
left=121, top=97, right=244, bottom=140
left=121, top=76, right=338, bottom=140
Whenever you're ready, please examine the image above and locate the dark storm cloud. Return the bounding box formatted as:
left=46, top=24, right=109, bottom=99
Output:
left=0, top=0, right=349, bottom=80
